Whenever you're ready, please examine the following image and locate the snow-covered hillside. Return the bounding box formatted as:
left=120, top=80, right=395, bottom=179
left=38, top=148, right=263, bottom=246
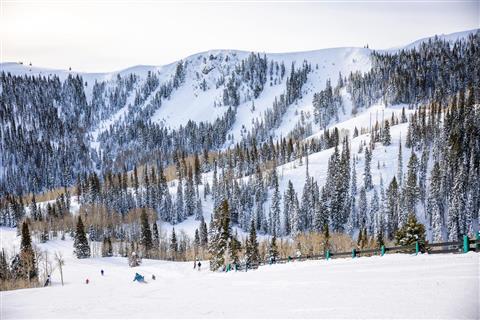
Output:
left=0, top=228, right=478, bottom=319
left=1, top=46, right=372, bottom=150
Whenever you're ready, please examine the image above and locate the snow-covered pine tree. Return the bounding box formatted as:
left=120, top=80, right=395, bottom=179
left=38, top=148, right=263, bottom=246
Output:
left=448, top=166, right=465, bottom=241
left=404, top=151, right=419, bottom=217
left=364, top=147, right=373, bottom=190
left=382, top=120, right=391, bottom=146
left=175, top=181, right=184, bottom=224
left=369, top=188, right=379, bottom=236
left=358, top=187, right=367, bottom=230
left=140, top=209, right=153, bottom=257
left=245, top=219, right=260, bottom=267
left=269, top=171, right=281, bottom=236
left=74, top=216, right=90, bottom=258
left=428, top=162, right=444, bottom=242
left=16, top=222, right=37, bottom=280
left=199, top=215, right=208, bottom=248
left=268, top=233, right=279, bottom=262
left=395, top=214, right=426, bottom=251
left=170, top=228, right=178, bottom=260
left=208, top=200, right=231, bottom=271
left=386, top=177, right=399, bottom=239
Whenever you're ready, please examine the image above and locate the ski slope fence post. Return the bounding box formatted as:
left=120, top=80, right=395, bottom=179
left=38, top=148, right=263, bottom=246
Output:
left=415, top=241, right=419, bottom=255
left=463, top=235, right=469, bottom=253
left=381, top=245, right=385, bottom=256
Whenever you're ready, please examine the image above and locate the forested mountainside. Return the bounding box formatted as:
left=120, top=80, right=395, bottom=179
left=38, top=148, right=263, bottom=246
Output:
left=0, top=30, right=479, bottom=259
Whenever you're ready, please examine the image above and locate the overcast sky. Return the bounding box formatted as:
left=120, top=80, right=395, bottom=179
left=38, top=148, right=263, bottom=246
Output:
left=1, top=0, right=478, bottom=72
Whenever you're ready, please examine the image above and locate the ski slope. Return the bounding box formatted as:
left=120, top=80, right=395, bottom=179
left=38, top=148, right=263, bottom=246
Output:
left=0, top=229, right=478, bottom=319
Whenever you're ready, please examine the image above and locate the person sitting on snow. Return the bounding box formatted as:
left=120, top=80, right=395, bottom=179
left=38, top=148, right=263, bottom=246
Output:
left=133, top=273, right=145, bottom=282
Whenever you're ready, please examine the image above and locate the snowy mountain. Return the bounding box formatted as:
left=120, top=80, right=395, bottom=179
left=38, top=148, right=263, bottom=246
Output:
left=0, top=28, right=479, bottom=255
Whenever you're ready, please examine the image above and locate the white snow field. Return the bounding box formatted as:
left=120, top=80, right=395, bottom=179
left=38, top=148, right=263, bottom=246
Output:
left=1, top=229, right=478, bottom=319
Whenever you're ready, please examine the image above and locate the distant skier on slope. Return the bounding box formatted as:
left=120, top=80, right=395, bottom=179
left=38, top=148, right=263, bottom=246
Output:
left=44, top=274, right=51, bottom=287
left=197, top=261, right=201, bottom=271
left=101, top=269, right=104, bottom=276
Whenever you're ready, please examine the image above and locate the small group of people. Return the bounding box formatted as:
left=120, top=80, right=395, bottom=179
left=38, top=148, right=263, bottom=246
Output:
left=85, top=269, right=105, bottom=284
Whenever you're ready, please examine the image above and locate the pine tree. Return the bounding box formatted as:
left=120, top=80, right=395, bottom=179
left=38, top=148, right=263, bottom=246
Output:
left=0, top=249, right=9, bottom=280
left=228, top=231, right=241, bottom=265
left=397, top=140, right=403, bottom=186
left=364, top=147, right=373, bottom=190
left=404, top=152, right=419, bottom=217
left=199, top=215, right=208, bottom=248
left=245, top=219, right=260, bottom=267
left=73, top=216, right=90, bottom=258
left=369, top=188, right=380, bottom=236
left=395, top=214, right=426, bottom=251
left=448, top=167, right=465, bottom=241
left=194, top=229, right=200, bottom=256
left=386, top=177, right=399, bottom=239
left=268, top=233, right=279, bottom=262
left=17, top=222, right=37, bottom=280
left=170, top=228, right=178, bottom=260
left=323, top=223, right=330, bottom=252
left=140, top=209, right=153, bottom=257
left=175, top=181, right=184, bottom=224
left=152, top=222, right=160, bottom=249
left=382, top=120, right=391, bottom=146
left=428, top=162, right=443, bottom=242
left=358, top=187, right=368, bottom=230
left=269, top=172, right=281, bottom=235
left=208, top=200, right=231, bottom=271
left=376, top=227, right=385, bottom=248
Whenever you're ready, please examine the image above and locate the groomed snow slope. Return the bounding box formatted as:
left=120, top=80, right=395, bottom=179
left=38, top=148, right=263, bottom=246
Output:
left=1, top=229, right=478, bottom=319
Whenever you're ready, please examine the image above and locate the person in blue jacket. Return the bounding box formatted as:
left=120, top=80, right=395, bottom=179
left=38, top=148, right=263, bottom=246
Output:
left=133, top=273, right=145, bottom=282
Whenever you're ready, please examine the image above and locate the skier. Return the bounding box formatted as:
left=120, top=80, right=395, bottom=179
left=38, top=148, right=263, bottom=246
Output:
left=197, top=261, right=201, bottom=271
left=152, top=274, right=156, bottom=280
left=86, top=278, right=89, bottom=284
left=44, top=274, right=51, bottom=287
left=193, top=259, right=196, bottom=269
left=101, top=269, right=104, bottom=276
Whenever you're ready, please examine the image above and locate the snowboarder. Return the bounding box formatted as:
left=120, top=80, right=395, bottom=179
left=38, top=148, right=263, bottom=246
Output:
left=133, top=272, right=145, bottom=282
left=197, top=261, right=201, bottom=271
left=44, top=274, right=51, bottom=287
left=101, top=269, right=104, bottom=276
left=86, top=278, right=89, bottom=284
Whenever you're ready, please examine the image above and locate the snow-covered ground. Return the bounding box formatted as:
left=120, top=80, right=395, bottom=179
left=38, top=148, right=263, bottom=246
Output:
left=1, top=227, right=478, bottom=319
